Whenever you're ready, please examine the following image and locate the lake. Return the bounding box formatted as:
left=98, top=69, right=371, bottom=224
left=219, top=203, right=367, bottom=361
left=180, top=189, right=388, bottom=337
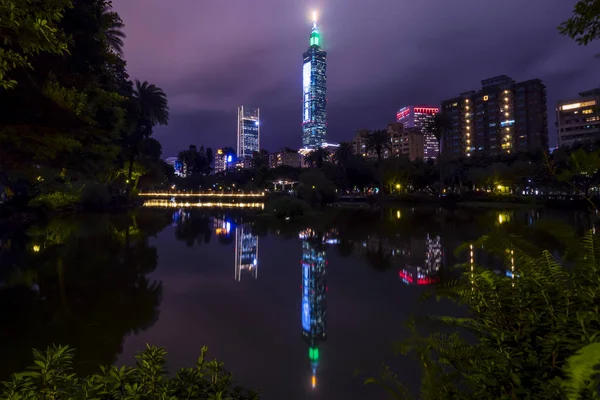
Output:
left=0, top=204, right=595, bottom=399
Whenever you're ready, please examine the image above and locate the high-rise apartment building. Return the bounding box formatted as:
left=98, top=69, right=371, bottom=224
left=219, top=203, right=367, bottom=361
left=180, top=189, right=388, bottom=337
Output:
left=556, top=88, right=600, bottom=148
left=397, top=106, right=440, bottom=159
left=441, top=75, right=548, bottom=158
left=302, top=13, right=327, bottom=149
left=237, top=106, right=260, bottom=161
left=214, top=148, right=235, bottom=174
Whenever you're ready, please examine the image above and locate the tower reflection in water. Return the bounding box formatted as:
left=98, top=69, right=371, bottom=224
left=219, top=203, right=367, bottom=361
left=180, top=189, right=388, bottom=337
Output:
left=299, top=229, right=327, bottom=389
left=399, top=234, right=443, bottom=285
left=234, top=224, right=258, bottom=281
left=212, top=217, right=259, bottom=281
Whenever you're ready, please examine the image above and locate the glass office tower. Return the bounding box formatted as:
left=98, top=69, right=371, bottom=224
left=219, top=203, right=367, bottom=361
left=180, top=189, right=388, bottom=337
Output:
left=237, top=106, right=260, bottom=160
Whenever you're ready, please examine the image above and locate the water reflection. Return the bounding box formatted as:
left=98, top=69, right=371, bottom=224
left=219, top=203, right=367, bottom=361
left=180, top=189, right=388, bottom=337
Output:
left=0, top=211, right=170, bottom=380
left=399, top=234, right=443, bottom=285
left=299, top=229, right=327, bottom=390
left=235, top=224, right=259, bottom=282
left=1, top=205, right=598, bottom=398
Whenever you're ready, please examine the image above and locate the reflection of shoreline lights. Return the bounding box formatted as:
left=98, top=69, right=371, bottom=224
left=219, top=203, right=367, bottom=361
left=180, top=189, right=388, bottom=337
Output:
left=139, top=192, right=265, bottom=197
left=142, top=200, right=264, bottom=209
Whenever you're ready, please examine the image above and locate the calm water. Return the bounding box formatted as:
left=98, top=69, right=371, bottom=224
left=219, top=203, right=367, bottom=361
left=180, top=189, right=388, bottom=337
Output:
left=0, top=205, right=594, bottom=399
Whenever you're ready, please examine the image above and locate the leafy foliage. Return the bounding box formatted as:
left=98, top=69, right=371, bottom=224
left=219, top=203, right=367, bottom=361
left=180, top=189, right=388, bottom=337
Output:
left=1, top=344, right=260, bottom=399
left=559, top=0, right=600, bottom=46
left=367, top=228, right=600, bottom=399
left=0, top=0, right=72, bottom=89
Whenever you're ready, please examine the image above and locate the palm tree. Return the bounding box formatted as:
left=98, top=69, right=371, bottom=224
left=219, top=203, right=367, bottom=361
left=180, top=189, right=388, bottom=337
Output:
left=365, top=129, right=391, bottom=163
left=304, top=148, right=330, bottom=168
left=100, top=4, right=126, bottom=55
left=333, top=141, right=355, bottom=170
left=126, top=80, right=169, bottom=183
left=365, top=129, right=391, bottom=193
left=424, top=113, right=452, bottom=191
left=424, top=113, right=452, bottom=159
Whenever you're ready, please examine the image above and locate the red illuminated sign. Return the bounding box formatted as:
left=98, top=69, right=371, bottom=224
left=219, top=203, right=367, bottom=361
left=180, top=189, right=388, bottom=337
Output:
left=396, top=107, right=410, bottom=121
left=414, top=107, right=440, bottom=115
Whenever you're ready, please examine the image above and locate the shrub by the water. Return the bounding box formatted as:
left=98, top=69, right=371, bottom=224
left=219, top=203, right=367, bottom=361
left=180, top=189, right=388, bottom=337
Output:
left=266, top=196, right=311, bottom=220
left=2, top=345, right=260, bottom=399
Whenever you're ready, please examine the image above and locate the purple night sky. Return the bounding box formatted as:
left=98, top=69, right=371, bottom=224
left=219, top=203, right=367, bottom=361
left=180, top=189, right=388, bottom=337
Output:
left=112, top=0, right=598, bottom=157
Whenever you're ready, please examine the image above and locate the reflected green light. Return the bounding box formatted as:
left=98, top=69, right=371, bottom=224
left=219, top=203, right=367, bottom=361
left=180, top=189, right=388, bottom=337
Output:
left=309, top=346, right=319, bottom=361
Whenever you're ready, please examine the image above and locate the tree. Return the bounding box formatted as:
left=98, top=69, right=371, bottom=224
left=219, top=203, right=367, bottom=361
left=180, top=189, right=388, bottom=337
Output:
left=304, top=148, right=330, bottom=168
left=100, top=1, right=126, bottom=55
left=2, top=345, right=260, bottom=399
left=559, top=0, right=600, bottom=46
left=126, top=79, right=169, bottom=183
left=365, top=129, right=391, bottom=163
left=333, top=141, right=355, bottom=169
left=0, top=0, right=71, bottom=89
left=424, top=113, right=453, bottom=158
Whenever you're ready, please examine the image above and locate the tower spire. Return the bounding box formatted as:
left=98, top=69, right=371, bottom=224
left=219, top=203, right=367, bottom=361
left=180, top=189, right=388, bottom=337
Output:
left=309, top=11, right=320, bottom=47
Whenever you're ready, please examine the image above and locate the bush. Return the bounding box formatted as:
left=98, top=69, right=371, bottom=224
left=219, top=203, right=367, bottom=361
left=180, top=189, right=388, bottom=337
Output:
left=367, top=228, right=600, bottom=399
left=2, top=345, right=260, bottom=399
left=266, top=196, right=311, bottom=220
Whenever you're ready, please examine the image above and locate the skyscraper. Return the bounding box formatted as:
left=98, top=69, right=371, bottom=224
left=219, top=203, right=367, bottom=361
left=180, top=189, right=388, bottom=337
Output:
left=237, top=106, right=260, bottom=160
left=441, top=75, right=548, bottom=158
left=302, top=12, right=327, bottom=149
left=396, top=106, right=441, bottom=160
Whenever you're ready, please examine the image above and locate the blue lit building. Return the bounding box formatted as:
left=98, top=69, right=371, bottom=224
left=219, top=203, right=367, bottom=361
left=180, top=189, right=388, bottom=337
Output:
left=237, top=106, right=260, bottom=161
left=302, top=15, right=327, bottom=149
left=299, top=229, right=327, bottom=389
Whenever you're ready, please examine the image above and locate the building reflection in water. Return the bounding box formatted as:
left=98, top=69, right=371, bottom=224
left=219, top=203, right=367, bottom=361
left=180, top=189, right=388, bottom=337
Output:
left=234, top=224, right=258, bottom=281
left=399, top=234, right=442, bottom=285
left=299, top=229, right=327, bottom=389
left=212, top=217, right=259, bottom=281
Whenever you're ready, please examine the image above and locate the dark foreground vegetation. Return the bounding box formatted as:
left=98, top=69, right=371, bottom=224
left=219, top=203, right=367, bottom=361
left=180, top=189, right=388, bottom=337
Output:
left=2, top=345, right=259, bottom=399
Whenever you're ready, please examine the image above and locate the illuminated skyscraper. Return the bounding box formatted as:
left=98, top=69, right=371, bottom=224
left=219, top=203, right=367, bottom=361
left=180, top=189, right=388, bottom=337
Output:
left=396, top=106, right=441, bottom=160
left=237, top=106, right=260, bottom=161
left=234, top=224, right=258, bottom=281
left=302, top=12, right=327, bottom=149
left=299, top=229, right=327, bottom=389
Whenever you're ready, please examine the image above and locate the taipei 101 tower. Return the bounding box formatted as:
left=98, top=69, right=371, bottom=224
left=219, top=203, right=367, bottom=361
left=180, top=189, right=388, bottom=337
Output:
left=301, top=12, right=327, bottom=149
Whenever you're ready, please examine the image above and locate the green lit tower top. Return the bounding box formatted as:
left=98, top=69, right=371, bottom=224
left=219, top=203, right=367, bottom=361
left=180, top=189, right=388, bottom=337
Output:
left=309, top=12, right=321, bottom=47
left=302, top=11, right=327, bottom=149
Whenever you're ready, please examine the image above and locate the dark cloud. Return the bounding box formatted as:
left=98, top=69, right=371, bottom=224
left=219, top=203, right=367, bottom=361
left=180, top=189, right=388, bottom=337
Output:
left=113, top=0, right=598, bottom=156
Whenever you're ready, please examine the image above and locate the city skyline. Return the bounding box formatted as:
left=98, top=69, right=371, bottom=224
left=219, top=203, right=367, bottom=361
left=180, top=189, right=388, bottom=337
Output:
left=112, top=0, right=598, bottom=156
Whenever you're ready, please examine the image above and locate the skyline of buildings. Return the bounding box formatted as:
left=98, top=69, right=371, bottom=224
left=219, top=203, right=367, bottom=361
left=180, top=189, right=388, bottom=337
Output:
left=164, top=15, right=599, bottom=166
left=301, top=14, right=328, bottom=149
